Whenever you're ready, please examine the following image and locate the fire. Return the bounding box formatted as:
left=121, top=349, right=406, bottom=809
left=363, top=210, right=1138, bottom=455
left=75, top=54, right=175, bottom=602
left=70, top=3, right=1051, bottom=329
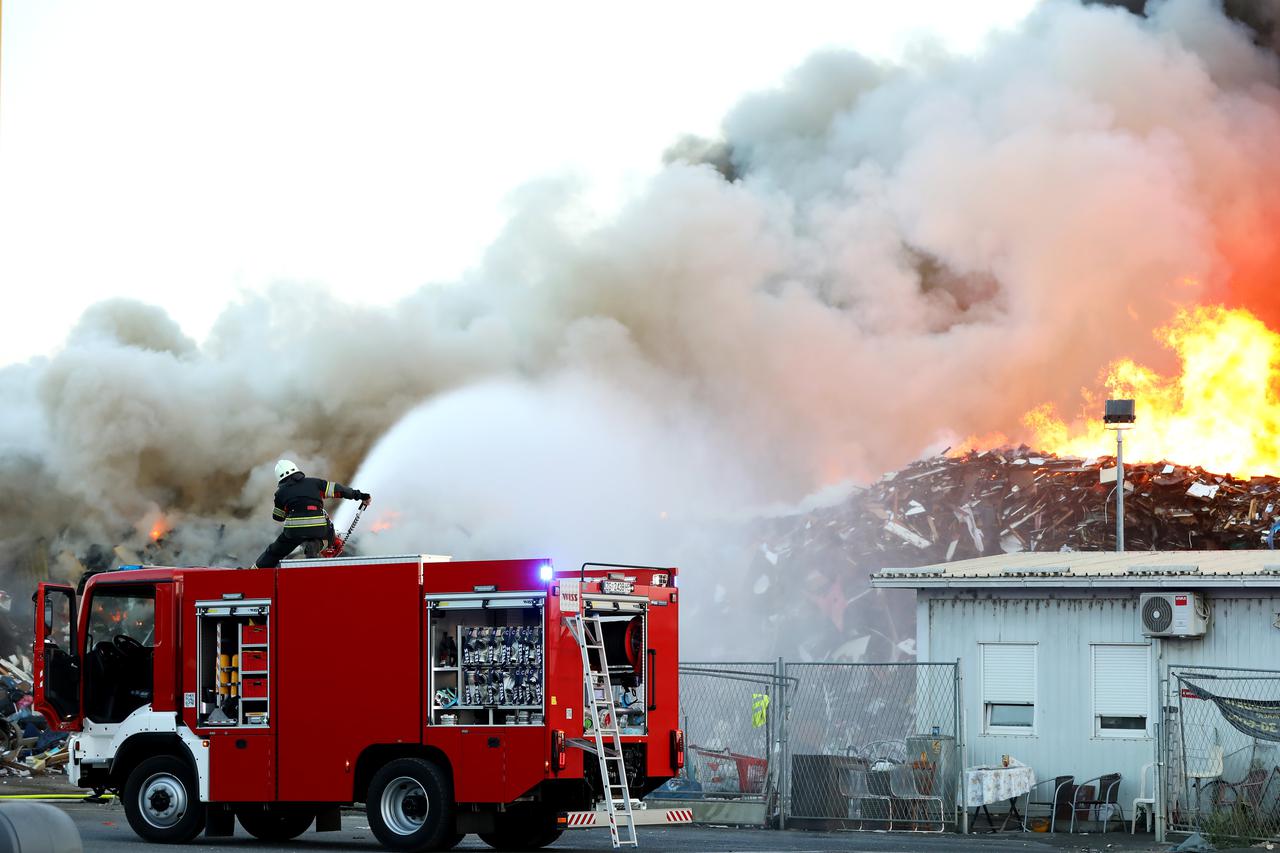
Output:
left=369, top=511, right=401, bottom=534
left=1026, top=305, right=1280, bottom=476
left=149, top=517, right=169, bottom=542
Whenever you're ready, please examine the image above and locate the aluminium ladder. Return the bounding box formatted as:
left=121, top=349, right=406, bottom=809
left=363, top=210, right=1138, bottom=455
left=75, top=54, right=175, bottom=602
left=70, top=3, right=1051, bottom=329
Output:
left=565, top=614, right=638, bottom=848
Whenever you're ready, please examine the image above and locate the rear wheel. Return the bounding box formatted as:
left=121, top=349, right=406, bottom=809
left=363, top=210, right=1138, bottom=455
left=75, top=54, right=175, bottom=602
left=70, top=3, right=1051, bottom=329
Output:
left=122, top=755, right=206, bottom=843
left=366, top=757, right=455, bottom=851
left=236, top=803, right=316, bottom=841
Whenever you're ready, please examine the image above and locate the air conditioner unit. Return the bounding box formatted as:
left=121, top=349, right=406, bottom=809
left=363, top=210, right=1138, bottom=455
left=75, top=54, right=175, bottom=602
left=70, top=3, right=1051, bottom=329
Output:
left=1139, top=592, right=1208, bottom=638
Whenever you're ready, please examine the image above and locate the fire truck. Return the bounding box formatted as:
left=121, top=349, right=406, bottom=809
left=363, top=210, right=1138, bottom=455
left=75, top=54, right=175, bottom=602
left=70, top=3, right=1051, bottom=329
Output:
left=33, top=555, right=688, bottom=850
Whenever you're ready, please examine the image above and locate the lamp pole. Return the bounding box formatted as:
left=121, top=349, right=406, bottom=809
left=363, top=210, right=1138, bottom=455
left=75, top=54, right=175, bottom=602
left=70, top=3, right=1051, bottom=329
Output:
left=1104, top=399, right=1136, bottom=553
left=1116, top=428, right=1124, bottom=552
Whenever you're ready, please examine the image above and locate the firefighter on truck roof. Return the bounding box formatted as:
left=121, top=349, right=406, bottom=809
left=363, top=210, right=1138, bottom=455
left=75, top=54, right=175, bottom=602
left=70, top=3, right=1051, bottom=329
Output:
left=252, top=459, right=371, bottom=568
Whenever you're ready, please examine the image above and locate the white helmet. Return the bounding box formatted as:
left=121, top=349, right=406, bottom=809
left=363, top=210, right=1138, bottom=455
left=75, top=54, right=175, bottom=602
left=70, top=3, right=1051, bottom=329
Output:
left=274, top=459, right=300, bottom=482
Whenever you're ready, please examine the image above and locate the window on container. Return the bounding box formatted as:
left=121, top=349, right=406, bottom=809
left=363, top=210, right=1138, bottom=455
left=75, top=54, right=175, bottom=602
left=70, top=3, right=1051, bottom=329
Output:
left=980, top=643, right=1036, bottom=735
left=1091, top=643, right=1150, bottom=737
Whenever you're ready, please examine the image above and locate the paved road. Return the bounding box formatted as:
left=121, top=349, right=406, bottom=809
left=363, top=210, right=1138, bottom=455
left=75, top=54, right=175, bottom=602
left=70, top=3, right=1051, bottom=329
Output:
left=51, top=800, right=1164, bottom=853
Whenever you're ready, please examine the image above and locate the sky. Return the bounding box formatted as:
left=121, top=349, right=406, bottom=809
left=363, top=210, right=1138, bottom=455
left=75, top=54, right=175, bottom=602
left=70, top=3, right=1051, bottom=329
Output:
left=0, top=0, right=1036, bottom=368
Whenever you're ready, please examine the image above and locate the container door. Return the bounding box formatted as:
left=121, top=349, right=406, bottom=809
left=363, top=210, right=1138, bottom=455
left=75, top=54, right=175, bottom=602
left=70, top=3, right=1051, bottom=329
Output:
left=33, top=583, right=81, bottom=731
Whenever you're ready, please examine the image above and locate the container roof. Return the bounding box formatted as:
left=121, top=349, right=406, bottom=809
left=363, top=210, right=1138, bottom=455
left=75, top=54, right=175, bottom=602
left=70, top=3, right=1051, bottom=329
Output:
left=870, top=550, right=1280, bottom=589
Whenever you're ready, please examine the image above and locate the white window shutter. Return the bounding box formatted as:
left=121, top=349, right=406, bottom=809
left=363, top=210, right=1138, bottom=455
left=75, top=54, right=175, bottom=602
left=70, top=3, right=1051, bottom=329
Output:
left=1093, top=644, right=1149, bottom=717
left=981, top=643, right=1036, bottom=704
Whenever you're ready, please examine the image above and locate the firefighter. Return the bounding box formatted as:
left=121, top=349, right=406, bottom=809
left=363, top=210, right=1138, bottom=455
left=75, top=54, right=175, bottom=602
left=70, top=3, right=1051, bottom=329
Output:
left=252, top=459, right=371, bottom=568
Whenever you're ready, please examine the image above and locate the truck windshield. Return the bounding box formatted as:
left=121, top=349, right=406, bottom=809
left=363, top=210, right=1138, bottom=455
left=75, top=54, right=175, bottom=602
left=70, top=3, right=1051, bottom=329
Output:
left=89, top=592, right=155, bottom=647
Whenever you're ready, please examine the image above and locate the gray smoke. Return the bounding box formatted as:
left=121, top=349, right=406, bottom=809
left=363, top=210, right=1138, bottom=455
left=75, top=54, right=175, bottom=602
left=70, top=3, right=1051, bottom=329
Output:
left=5, top=0, right=1280, bottom=659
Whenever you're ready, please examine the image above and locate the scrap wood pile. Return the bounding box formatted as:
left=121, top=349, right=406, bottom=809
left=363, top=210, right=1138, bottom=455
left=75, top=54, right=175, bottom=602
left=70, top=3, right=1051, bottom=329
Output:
left=745, top=446, right=1279, bottom=662
left=0, top=654, right=68, bottom=777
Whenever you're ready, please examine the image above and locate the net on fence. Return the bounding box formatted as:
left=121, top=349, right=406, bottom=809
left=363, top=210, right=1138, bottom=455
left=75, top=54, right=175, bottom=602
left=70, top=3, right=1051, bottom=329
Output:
left=1167, top=667, right=1280, bottom=846
left=782, top=662, right=959, bottom=830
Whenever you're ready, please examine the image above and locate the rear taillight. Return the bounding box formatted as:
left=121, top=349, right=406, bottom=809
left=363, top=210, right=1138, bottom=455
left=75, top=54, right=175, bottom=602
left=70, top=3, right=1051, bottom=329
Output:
left=552, top=729, right=567, bottom=771
left=671, top=729, right=685, bottom=769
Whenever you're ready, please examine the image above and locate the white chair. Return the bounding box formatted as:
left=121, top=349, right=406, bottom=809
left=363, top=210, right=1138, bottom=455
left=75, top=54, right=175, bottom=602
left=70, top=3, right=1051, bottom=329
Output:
left=1183, top=724, right=1224, bottom=815
left=1131, top=762, right=1155, bottom=834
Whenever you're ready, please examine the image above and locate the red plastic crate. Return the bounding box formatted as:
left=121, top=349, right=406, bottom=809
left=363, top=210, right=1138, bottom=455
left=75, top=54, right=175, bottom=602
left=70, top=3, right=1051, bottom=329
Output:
left=241, top=677, right=268, bottom=699
left=241, top=624, right=268, bottom=646
left=240, top=650, right=267, bottom=672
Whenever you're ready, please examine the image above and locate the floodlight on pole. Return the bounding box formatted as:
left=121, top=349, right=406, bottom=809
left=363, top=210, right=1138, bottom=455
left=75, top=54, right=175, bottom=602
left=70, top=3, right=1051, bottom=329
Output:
left=1103, top=399, right=1136, bottom=552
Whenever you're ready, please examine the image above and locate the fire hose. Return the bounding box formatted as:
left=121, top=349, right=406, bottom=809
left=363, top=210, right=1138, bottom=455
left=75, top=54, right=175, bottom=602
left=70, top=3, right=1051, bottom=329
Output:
left=320, top=499, right=369, bottom=558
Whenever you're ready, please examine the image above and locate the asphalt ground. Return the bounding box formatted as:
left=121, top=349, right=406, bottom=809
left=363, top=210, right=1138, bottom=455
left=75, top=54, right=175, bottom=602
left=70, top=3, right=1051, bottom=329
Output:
left=27, top=799, right=1174, bottom=853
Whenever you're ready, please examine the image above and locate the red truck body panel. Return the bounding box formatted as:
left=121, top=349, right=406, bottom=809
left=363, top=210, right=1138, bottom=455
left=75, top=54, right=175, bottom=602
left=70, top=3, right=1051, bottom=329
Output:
left=276, top=560, right=422, bottom=801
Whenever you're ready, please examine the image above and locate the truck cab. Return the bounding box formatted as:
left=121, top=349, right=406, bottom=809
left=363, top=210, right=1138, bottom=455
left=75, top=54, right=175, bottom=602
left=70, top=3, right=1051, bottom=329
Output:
left=33, top=556, right=685, bottom=850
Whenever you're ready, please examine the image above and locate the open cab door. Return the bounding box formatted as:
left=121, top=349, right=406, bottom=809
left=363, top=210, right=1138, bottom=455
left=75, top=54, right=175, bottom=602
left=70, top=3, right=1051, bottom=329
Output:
left=33, top=583, right=82, bottom=731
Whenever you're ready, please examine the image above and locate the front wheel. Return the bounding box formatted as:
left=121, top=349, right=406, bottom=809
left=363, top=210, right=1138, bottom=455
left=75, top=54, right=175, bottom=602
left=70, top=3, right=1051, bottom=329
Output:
left=366, top=757, right=455, bottom=851
left=236, top=803, right=316, bottom=841
left=122, top=754, right=206, bottom=843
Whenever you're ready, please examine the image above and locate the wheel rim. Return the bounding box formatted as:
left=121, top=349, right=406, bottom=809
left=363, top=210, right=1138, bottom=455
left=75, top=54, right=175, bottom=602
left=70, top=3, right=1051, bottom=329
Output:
left=381, top=775, right=429, bottom=836
left=139, top=772, right=188, bottom=829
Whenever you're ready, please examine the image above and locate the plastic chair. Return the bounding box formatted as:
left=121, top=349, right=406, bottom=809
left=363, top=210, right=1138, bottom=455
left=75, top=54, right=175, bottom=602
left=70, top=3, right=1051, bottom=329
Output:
left=886, top=763, right=945, bottom=831
left=1183, top=723, right=1223, bottom=815
left=1070, top=773, right=1124, bottom=833
left=1131, top=762, right=1155, bottom=834
left=838, top=766, right=893, bottom=829
left=1022, top=775, right=1074, bottom=834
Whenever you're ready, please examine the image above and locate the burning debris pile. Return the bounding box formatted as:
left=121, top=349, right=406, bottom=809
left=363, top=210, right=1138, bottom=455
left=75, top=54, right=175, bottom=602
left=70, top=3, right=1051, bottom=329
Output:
left=739, top=446, right=1280, bottom=662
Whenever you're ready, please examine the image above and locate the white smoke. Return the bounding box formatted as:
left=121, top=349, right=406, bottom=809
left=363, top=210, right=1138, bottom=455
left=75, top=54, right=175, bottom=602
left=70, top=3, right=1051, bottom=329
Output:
left=5, top=0, right=1280, bottom=658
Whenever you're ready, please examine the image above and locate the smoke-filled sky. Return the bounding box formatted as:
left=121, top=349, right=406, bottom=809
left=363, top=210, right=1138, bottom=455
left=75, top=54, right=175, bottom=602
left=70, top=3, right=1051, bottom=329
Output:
left=0, top=0, right=1034, bottom=368
left=4, top=1, right=1280, bottom=647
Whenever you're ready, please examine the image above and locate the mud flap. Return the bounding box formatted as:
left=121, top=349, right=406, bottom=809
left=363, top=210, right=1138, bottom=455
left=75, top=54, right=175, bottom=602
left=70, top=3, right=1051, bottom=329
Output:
left=205, top=803, right=235, bottom=837
left=316, top=805, right=342, bottom=832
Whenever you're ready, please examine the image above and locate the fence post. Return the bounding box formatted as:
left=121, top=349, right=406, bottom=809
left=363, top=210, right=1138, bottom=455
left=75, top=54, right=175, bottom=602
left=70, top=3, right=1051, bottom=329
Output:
left=956, top=659, right=968, bottom=835
left=777, top=656, right=788, bottom=830
left=1156, top=667, right=1171, bottom=843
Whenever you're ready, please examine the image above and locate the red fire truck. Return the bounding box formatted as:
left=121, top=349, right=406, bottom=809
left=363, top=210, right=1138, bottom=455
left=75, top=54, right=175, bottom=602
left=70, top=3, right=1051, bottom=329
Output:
left=32, top=555, right=688, bottom=850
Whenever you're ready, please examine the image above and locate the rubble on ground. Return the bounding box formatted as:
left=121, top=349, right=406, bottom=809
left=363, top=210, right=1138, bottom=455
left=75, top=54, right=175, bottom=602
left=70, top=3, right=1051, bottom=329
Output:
left=741, top=447, right=1280, bottom=662
left=0, top=655, right=67, bottom=777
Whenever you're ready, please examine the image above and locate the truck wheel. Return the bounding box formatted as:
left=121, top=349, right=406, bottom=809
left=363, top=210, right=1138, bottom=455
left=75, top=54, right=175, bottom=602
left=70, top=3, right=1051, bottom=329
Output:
left=122, top=755, right=206, bottom=843
left=366, top=757, right=454, bottom=851
left=236, top=803, right=315, bottom=841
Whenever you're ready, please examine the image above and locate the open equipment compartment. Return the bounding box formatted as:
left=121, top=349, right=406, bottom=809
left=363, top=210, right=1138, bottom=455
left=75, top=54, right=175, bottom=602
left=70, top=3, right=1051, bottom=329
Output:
left=426, top=591, right=544, bottom=726
left=583, top=593, right=649, bottom=736
left=194, top=598, right=271, bottom=728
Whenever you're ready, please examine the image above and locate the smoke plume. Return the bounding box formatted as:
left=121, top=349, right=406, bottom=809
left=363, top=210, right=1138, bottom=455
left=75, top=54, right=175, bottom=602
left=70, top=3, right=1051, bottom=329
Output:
left=5, top=0, right=1280, bottom=658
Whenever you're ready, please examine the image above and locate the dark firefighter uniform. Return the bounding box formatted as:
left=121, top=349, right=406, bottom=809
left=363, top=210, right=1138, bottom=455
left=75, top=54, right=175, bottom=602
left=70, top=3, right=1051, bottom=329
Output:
left=253, top=473, right=370, bottom=568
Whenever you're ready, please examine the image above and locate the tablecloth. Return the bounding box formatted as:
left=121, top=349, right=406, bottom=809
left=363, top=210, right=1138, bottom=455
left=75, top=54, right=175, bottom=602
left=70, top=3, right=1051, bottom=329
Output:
left=963, top=763, right=1036, bottom=807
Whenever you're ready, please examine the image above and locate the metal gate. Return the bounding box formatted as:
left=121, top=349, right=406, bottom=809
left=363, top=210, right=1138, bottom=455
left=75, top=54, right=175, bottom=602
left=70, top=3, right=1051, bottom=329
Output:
left=781, top=662, right=961, bottom=831
left=1164, top=665, right=1280, bottom=845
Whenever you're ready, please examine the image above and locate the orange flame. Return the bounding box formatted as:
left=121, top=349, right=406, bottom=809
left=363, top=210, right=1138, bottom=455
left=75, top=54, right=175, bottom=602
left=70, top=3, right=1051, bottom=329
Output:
left=149, top=517, right=169, bottom=542
left=369, top=510, right=401, bottom=534
left=1026, top=305, right=1280, bottom=475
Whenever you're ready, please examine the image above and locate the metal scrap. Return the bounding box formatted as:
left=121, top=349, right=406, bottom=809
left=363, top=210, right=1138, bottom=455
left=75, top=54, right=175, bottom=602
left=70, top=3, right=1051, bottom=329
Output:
left=746, top=446, right=1280, bottom=662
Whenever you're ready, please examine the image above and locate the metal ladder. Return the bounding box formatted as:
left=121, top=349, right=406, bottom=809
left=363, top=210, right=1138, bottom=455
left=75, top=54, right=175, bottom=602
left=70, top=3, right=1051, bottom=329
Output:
left=565, top=614, right=638, bottom=848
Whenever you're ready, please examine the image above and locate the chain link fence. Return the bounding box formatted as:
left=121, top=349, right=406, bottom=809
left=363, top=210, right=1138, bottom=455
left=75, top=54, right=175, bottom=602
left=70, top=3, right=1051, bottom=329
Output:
left=1164, top=666, right=1280, bottom=846
left=781, top=662, right=961, bottom=831
left=651, top=661, right=790, bottom=823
